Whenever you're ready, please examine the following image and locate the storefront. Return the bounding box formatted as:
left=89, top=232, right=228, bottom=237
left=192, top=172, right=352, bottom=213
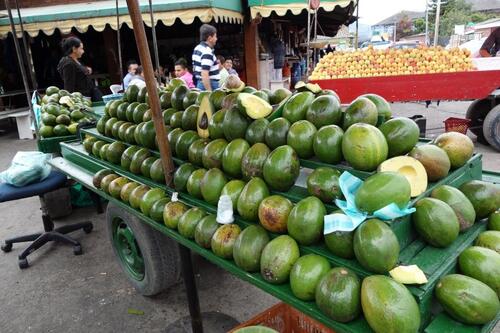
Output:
left=246, top=0, right=357, bottom=89
left=0, top=0, right=244, bottom=95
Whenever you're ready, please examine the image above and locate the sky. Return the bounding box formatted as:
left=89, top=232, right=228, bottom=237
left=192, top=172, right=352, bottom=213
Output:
left=356, top=0, right=428, bottom=25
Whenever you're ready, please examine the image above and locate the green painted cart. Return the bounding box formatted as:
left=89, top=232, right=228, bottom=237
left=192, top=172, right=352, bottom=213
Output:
left=47, top=132, right=500, bottom=332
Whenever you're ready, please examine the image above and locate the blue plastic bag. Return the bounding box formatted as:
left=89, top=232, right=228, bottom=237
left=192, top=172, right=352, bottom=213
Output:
left=324, top=172, right=415, bottom=234
left=32, top=91, right=42, bottom=130
left=0, top=151, right=51, bottom=187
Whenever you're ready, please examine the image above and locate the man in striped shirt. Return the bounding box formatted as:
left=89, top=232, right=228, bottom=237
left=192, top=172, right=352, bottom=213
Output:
left=192, top=24, right=220, bottom=91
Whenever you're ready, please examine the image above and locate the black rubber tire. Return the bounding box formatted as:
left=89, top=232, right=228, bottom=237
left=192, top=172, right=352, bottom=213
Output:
left=466, top=98, right=492, bottom=144
left=106, top=203, right=181, bottom=296
left=483, top=105, right=500, bottom=152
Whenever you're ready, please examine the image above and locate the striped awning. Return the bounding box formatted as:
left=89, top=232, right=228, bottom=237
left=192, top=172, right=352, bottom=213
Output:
left=248, top=0, right=354, bottom=18
left=0, top=0, right=243, bottom=38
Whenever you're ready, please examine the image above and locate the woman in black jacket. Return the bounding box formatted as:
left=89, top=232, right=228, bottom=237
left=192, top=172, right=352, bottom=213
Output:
left=57, top=37, right=102, bottom=101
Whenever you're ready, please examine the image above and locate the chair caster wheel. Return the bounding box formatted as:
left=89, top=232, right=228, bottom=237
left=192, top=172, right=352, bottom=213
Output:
left=83, top=225, right=93, bottom=234
left=73, top=245, right=83, bottom=255
left=1, top=243, right=12, bottom=253
left=19, top=258, right=29, bottom=269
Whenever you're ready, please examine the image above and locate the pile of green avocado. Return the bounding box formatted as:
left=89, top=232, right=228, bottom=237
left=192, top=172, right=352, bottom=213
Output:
left=86, top=80, right=500, bottom=332
left=39, top=86, right=94, bottom=138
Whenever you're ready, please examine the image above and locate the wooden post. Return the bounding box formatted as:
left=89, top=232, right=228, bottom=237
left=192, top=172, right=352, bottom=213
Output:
left=125, top=0, right=175, bottom=186
left=244, top=18, right=259, bottom=88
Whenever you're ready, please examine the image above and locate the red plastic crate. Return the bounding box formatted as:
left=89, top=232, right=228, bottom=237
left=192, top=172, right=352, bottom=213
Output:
left=229, top=302, right=336, bottom=333
left=444, top=117, right=471, bottom=134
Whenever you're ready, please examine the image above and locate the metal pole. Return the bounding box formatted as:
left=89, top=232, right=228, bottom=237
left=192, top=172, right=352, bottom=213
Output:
left=126, top=0, right=175, bottom=186
left=306, top=0, right=311, bottom=77
left=178, top=244, right=204, bottom=333
left=148, top=0, right=161, bottom=85
left=14, top=0, right=37, bottom=90
left=434, top=0, right=441, bottom=46
left=394, top=22, right=397, bottom=42
left=5, top=0, right=35, bottom=135
left=313, top=9, right=317, bottom=68
left=424, top=2, right=429, bottom=46
left=355, top=0, right=359, bottom=49
left=116, top=0, right=124, bottom=88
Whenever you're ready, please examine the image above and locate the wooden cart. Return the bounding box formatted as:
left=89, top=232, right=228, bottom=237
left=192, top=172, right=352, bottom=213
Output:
left=311, top=61, right=500, bottom=151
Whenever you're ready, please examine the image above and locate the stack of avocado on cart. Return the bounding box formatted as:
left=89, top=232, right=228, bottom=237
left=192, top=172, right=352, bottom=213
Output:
left=53, top=77, right=500, bottom=333
left=36, top=86, right=104, bottom=154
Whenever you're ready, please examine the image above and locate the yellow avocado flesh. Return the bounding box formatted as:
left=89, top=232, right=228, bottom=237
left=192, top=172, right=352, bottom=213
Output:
left=197, top=95, right=213, bottom=138
left=239, top=93, right=272, bottom=119
left=378, top=156, right=428, bottom=197
left=389, top=265, right=428, bottom=284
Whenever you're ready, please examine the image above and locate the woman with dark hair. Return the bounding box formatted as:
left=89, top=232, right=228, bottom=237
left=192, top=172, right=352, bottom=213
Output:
left=56, top=37, right=102, bottom=101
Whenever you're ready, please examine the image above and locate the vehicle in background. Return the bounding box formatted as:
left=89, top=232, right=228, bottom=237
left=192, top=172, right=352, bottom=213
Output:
left=390, top=41, right=420, bottom=49
left=361, top=40, right=393, bottom=50
left=453, top=37, right=488, bottom=58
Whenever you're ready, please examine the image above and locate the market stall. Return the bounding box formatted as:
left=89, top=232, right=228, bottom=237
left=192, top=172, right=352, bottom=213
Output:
left=0, top=0, right=244, bottom=92
left=245, top=0, right=357, bottom=90
left=1, top=0, right=245, bottom=153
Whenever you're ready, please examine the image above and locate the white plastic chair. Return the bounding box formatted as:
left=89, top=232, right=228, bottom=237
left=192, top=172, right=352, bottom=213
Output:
left=109, top=84, right=123, bottom=94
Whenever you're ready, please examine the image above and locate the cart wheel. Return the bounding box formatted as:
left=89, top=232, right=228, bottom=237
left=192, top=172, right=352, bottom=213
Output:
left=106, top=203, right=181, bottom=296
left=466, top=99, right=492, bottom=144
left=483, top=105, right=500, bottom=152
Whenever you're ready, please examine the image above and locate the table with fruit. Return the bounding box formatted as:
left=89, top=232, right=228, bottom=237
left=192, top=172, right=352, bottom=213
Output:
left=309, top=46, right=500, bottom=104
left=47, top=74, right=500, bottom=333
left=35, top=87, right=102, bottom=153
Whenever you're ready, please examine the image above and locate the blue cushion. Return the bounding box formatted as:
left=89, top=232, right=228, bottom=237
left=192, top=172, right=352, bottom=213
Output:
left=0, top=171, right=67, bottom=203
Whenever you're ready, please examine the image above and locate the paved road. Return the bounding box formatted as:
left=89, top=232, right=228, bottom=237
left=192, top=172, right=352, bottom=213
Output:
left=0, top=100, right=498, bottom=332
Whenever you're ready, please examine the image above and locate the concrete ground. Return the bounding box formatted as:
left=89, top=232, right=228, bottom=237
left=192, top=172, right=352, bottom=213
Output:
left=0, top=101, right=498, bottom=333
